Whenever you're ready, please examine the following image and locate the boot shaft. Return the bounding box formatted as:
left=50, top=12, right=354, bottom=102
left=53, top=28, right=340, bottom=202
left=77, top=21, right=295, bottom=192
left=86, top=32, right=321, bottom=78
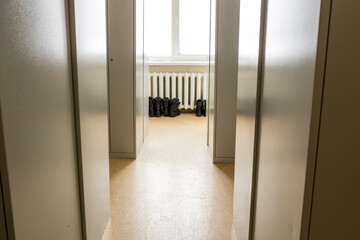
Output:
left=154, top=97, right=162, bottom=117
left=196, top=99, right=202, bottom=117
left=149, top=97, right=155, bottom=117
left=169, top=98, right=181, bottom=117
left=202, top=99, right=206, bottom=117
left=163, top=97, right=170, bottom=117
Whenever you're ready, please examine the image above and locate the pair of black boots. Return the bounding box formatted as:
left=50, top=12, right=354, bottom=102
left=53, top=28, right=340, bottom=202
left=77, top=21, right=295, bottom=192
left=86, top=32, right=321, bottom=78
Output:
left=195, top=99, right=206, bottom=117
left=149, top=97, right=181, bottom=118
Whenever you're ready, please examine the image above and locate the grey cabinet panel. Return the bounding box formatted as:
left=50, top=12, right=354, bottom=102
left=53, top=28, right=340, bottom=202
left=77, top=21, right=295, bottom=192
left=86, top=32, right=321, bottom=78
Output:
left=208, top=0, right=217, bottom=155
left=135, top=0, right=145, bottom=155
left=143, top=5, right=150, bottom=141
left=253, top=0, right=321, bottom=239
left=108, top=0, right=135, bottom=154
left=233, top=0, right=264, bottom=239
left=214, top=0, right=239, bottom=159
left=309, top=1, right=360, bottom=239
left=0, top=1, right=82, bottom=239
left=208, top=0, right=239, bottom=162
left=108, top=0, right=146, bottom=158
left=69, top=0, right=110, bottom=239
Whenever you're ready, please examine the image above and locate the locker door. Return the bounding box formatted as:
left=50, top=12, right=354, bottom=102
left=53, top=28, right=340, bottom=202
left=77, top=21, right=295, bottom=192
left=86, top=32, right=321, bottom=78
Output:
left=69, top=0, right=110, bottom=239
left=108, top=0, right=135, bottom=155
left=253, top=0, right=322, bottom=239
left=0, top=1, right=82, bottom=239
left=233, top=0, right=264, bottom=239
left=208, top=0, right=217, bottom=155
left=309, top=1, right=360, bottom=239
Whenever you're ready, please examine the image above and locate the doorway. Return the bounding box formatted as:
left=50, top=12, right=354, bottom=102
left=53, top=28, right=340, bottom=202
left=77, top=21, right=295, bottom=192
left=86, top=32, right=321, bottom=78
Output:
left=105, top=0, right=239, bottom=238
left=145, top=0, right=210, bottom=143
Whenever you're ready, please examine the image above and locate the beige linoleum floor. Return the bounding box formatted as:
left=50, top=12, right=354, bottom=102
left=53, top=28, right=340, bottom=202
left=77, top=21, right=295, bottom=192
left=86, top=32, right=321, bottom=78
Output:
left=102, top=113, right=235, bottom=240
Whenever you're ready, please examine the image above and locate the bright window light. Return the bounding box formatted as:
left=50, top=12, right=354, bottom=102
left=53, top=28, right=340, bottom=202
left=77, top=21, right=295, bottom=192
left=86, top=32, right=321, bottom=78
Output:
left=179, top=0, right=210, bottom=55
left=145, top=0, right=172, bottom=57
left=145, top=0, right=210, bottom=61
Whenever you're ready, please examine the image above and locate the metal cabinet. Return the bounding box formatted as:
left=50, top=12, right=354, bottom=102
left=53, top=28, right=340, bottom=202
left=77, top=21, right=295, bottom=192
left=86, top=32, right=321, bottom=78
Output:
left=108, top=0, right=147, bottom=159
left=0, top=1, right=83, bottom=239
left=0, top=0, right=110, bottom=239
left=68, top=0, right=110, bottom=239
left=306, top=1, right=360, bottom=239
left=234, top=0, right=360, bottom=239
left=208, top=0, right=240, bottom=163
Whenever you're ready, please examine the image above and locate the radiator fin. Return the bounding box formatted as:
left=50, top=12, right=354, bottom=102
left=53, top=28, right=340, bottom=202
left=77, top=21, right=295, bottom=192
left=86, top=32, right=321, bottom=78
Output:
left=150, top=72, right=208, bottom=110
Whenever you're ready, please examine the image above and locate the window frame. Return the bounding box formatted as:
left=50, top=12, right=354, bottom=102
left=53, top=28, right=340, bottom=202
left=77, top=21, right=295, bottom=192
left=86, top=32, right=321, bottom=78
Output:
left=148, top=0, right=209, bottom=63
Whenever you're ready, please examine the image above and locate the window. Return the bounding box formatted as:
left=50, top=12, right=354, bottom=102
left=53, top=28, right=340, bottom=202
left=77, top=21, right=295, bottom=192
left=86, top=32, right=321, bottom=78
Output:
left=145, top=0, right=211, bottom=62
left=145, top=0, right=172, bottom=57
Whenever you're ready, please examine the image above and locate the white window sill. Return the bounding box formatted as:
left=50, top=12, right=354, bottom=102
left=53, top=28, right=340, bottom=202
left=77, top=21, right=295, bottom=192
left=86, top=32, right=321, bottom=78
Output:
left=148, top=60, right=208, bottom=66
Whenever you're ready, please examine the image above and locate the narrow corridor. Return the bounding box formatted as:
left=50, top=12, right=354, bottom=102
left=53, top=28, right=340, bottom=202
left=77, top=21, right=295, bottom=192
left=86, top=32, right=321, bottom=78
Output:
left=103, top=114, right=235, bottom=240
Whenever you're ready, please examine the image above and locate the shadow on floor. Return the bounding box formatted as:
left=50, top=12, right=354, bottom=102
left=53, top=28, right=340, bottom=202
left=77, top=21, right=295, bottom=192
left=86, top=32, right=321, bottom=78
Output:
left=214, top=163, right=235, bottom=181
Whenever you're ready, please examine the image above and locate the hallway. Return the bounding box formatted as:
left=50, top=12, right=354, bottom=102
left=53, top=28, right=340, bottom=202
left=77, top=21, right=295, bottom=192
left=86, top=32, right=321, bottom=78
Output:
left=103, top=114, right=235, bottom=240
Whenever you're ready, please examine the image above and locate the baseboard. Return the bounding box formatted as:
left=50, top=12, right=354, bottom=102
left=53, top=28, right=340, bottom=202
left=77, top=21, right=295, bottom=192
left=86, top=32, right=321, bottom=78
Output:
left=109, top=152, right=136, bottom=159
left=213, top=157, right=235, bottom=163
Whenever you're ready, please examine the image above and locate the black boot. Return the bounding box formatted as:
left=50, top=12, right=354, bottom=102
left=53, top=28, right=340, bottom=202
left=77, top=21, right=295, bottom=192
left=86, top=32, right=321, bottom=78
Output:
left=154, top=97, right=162, bottom=117
left=175, top=98, right=181, bottom=116
left=163, top=97, right=170, bottom=117
left=196, top=99, right=202, bottom=117
left=176, top=107, right=181, bottom=116
left=202, top=100, right=206, bottom=117
left=149, top=97, right=155, bottom=117
left=169, top=98, right=180, bottom=117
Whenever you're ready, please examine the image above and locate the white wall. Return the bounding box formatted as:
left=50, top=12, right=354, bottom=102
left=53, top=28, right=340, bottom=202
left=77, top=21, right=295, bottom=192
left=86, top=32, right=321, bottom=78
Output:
left=149, top=65, right=208, bottom=73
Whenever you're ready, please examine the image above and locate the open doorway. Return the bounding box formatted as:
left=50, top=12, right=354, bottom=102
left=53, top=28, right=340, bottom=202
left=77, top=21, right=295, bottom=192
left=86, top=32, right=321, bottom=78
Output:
left=104, top=0, right=237, bottom=238
left=145, top=0, right=209, bottom=139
